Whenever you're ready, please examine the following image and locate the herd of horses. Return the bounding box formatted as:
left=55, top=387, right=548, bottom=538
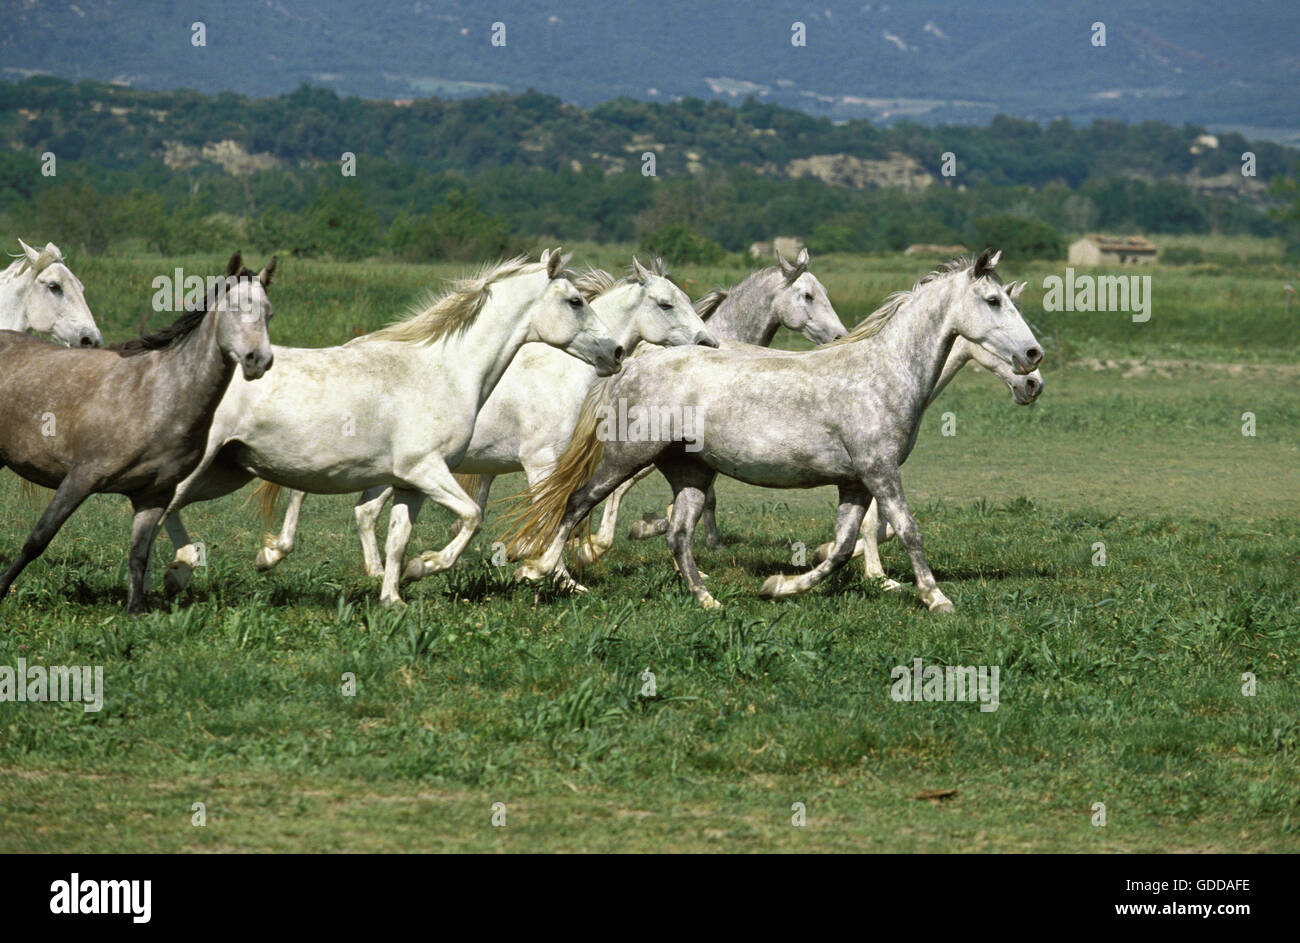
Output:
left=0, top=239, right=1043, bottom=616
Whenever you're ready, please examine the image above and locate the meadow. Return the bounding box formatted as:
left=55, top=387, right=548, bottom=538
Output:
left=0, top=246, right=1297, bottom=852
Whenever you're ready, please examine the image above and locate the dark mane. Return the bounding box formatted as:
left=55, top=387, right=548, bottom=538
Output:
left=111, top=265, right=258, bottom=358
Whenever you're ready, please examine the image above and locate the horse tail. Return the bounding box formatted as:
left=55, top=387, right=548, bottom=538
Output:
left=500, top=375, right=615, bottom=559
left=454, top=473, right=482, bottom=499
left=252, top=479, right=283, bottom=525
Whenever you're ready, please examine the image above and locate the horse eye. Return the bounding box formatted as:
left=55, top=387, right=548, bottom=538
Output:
left=803, top=292, right=813, bottom=302
left=48, top=283, right=63, bottom=295
left=568, top=296, right=583, bottom=308
left=987, top=297, right=1001, bottom=307
left=658, top=300, right=673, bottom=310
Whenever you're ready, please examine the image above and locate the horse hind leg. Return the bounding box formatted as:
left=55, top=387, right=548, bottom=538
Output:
left=0, top=471, right=96, bottom=605
left=760, top=484, right=867, bottom=599
left=700, top=485, right=721, bottom=549
left=514, top=451, right=650, bottom=591
left=255, top=489, right=306, bottom=571
left=572, top=465, right=649, bottom=565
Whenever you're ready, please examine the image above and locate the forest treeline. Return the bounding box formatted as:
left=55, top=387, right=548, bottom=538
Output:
left=1, top=77, right=1297, bottom=262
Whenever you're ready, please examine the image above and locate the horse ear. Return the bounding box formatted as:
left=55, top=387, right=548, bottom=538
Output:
left=973, top=248, right=1002, bottom=279
left=1007, top=280, right=1027, bottom=301
left=796, top=247, right=810, bottom=267
left=631, top=256, right=651, bottom=283
left=776, top=249, right=795, bottom=276
left=225, top=252, right=243, bottom=278
left=547, top=247, right=564, bottom=279
left=18, top=239, right=40, bottom=266
left=259, top=256, right=277, bottom=288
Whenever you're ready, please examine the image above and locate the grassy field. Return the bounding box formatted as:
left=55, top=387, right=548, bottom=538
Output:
left=0, top=249, right=1297, bottom=852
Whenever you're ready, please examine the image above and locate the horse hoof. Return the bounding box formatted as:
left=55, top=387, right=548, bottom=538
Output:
left=879, top=578, right=904, bottom=593
left=513, top=563, right=542, bottom=582
left=812, top=542, right=833, bottom=564
left=757, top=574, right=787, bottom=598
left=558, top=575, right=588, bottom=595
left=380, top=594, right=406, bottom=608
left=927, top=597, right=955, bottom=614
left=699, top=593, right=723, bottom=610
left=628, top=522, right=651, bottom=540
left=162, top=562, right=192, bottom=597
left=254, top=547, right=281, bottom=571
left=705, top=535, right=721, bottom=550
left=403, top=553, right=440, bottom=582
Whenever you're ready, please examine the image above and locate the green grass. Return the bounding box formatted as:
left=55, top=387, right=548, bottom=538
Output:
left=0, top=253, right=1297, bottom=851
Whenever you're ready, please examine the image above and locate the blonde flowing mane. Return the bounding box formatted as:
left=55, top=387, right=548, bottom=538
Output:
left=826, top=255, right=989, bottom=346
left=363, top=255, right=543, bottom=345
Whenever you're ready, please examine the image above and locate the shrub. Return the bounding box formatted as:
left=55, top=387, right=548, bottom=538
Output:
left=639, top=222, right=726, bottom=266
left=972, top=214, right=1064, bottom=262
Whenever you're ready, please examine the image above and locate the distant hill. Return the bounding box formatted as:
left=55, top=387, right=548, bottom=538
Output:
left=3, top=0, right=1299, bottom=141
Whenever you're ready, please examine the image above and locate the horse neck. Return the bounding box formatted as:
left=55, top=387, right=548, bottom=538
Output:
left=595, top=283, right=645, bottom=351
left=155, top=311, right=236, bottom=422
left=927, top=341, right=974, bottom=407
left=424, top=278, right=545, bottom=408
left=705, top=271, right=782, bottom=345
left=859, top=279, right=961, bottom=416
left=0, top=263, right=31, bottom=331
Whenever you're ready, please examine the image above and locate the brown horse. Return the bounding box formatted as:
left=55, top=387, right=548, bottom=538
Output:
left=0, top=252, right=276, bottom=614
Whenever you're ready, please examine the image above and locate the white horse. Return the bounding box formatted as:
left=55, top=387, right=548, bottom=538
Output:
left=161, top=249, right=624, bottom=605
left=1, top=240, right=101, bottom=347
left=250, top=257, right=717, bottom=584
left=506, top=251, right=1043, bottom=612
left=810, top=327, right=1043, bottom=586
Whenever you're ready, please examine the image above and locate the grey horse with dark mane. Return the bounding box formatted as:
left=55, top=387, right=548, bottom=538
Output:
left=0, top=252, right=275, bottom=614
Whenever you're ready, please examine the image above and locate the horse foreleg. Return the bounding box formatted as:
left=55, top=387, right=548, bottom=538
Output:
left=659, top=461, right=721, bottom=609
left=354, top=485, right=393, bottom=578
left=760, top=484, right=867, bottom=599
left=255, top=489, right=306, bottom=571
left=161, top=459, right=253, bottom=597
left=0, top=471, right=96, bottom=605
left=127, top=499, right=167, bottom=615
left=162, top=512, right=201, bottom=597
left=398, top=462, right=482, bottom=589
left=449, top=475, right=494, bottom=538
left=867, top=474, right=952, bottom=613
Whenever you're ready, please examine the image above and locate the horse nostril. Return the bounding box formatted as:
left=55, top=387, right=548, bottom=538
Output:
left=612, top=345, right=625, bottom=363
left=1026, top=347, right=1042, bottom=364
left=79, top=334, right=97, bottom=348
